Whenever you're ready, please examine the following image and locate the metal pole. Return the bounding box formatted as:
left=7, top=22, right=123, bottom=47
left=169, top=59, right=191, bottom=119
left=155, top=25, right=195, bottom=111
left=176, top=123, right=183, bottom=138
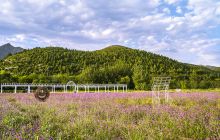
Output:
left=98, top=86, right=99, bottom=93
left=15, top=85, right=17, bottom=93
left=1, top=85, right=2, bottom=93
left=28, top=86, right=30, bottom=93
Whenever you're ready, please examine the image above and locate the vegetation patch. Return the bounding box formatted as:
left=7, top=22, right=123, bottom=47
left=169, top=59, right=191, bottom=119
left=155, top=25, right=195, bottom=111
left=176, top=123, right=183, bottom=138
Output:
left=0, top=92, right=219, bottom=139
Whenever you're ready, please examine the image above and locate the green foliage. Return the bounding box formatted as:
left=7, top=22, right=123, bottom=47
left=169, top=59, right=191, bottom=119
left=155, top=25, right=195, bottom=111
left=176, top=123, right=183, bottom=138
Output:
left=119, top=76, right=130, bottom=85
left=0, top=45, right=220, bottom=89
left=180, top=80, right=187, bottom=89
left=132, top=64, right=151, bottom=90
left=0, top=70, right=17, bottom=83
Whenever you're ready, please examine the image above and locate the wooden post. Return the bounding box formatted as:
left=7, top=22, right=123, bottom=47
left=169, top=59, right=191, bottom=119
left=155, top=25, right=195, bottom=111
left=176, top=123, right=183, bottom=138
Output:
left=65, top=86, right=67, bottom=93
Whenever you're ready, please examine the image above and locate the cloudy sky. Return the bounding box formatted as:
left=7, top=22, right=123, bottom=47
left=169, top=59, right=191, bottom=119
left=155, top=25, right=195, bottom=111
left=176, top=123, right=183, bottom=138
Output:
left=0, top=0, right=220, bottom=66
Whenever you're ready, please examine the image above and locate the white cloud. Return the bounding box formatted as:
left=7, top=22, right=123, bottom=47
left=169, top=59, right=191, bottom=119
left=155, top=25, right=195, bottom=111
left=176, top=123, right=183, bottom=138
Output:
left=163, top=8, right=171, bottom=14
left=166, top=24, right=175, bottom=31
left=187, top=0, right=220, bottom=24
left=19, top=0, right=55, bottom=7
left=15, top=34, right=26, bottom=41
left=176, top=6, right=182, bottom=14
left=148, top=0, right=161, bottom=7
left=164, top=0, right=179, bottom=5
left=102, top=28, right=114, bottom=36
left=59, top=0, right=66, bottom=5
left=0, top=0, right=220, bottom=66
left=6, top=34, right=26, bottom=42
left=0, top=1, right=13, bottom=15
left=215, top=5, right=220, bottom=15
left=67, top=1, right=94, bottom=20
left=147, top=36, right=155, bottom=41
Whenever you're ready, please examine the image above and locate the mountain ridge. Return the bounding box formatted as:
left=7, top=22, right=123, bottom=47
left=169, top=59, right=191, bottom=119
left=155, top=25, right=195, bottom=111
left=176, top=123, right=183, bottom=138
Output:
left=0, top=43, right=24, bottom=59
left=204, top=65, right=220, bottom=72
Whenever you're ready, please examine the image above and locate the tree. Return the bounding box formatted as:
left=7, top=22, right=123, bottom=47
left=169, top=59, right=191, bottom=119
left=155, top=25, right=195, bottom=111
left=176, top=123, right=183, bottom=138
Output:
left=0, top=70, right=17, bottom=83
left=119, top=76, right=130, bottom=85
left=189, top=70, right=199, bottom=89
left=132, top=64, right=150, bottom=90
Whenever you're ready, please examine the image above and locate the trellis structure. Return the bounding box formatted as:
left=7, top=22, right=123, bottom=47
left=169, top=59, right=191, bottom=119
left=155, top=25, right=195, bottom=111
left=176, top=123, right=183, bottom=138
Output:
left=76, top=84, right=127, bottom=93
left=0, top=82, right=127, bottom=93
left=66, top=81, right=77, bottom=93
left=151, top=77, right=171, bottom=104
left=0, top=83, right=67, bottom=93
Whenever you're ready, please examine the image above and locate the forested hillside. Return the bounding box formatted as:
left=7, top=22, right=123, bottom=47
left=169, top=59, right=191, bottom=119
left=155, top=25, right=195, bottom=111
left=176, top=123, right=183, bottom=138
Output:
left=0, top=45, right=219, bottom=90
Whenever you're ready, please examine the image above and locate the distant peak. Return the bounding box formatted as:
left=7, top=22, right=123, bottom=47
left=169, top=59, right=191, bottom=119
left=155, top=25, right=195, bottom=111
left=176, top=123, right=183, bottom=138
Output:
left=0, top=43, right=24, bottom=59
left=0, top=43, right=24, bottom=50
left=101, top=45, right=131, bottom=51
left=1, top=43, right=14, bottom=47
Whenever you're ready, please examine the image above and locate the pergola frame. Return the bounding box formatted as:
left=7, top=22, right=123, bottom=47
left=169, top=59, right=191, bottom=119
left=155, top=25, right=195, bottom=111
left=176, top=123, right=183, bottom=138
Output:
left=0, top=82, right=127, bottom=93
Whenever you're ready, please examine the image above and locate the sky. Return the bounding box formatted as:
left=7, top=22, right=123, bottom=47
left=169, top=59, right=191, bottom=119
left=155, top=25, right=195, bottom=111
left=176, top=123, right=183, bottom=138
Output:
left=0, top=0, right=220, bottom=66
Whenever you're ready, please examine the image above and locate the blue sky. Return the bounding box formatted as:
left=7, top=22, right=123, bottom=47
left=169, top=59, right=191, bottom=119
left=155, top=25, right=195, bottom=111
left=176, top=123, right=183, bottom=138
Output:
left=0, top=0, right=220, bottom=66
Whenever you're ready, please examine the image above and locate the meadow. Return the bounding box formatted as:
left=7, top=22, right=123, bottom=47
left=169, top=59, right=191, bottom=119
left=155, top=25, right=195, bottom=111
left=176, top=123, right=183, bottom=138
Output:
left=0, top=92, right=219, bottom=140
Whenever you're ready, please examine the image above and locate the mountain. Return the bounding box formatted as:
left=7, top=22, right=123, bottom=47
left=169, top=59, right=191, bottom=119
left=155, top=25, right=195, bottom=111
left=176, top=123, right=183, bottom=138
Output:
left=100, top=45, right=131, bottom=51
left=205, top=65, right=220, bottom=72
left=0, top=43, right=24, bottom=59
left=0, top=45, right=219, bottom=89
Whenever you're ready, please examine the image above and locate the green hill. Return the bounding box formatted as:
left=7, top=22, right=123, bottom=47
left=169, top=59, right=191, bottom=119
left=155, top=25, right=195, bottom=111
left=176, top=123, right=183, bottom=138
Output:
left=0, top=45, right=219, bottom=89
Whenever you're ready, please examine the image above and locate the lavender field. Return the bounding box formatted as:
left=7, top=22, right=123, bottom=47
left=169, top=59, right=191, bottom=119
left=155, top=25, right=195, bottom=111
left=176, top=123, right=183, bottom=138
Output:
left=0, top=92, right=219, bottom=139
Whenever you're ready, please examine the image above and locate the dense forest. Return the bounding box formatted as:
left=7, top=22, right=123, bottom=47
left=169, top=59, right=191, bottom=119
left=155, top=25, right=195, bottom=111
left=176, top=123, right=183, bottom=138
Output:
left=0, top=45, right=220, bottom=90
